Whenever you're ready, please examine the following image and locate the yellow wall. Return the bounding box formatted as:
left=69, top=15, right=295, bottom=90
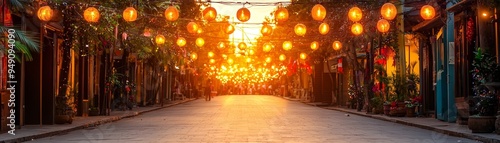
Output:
left=405, top=34, right=420, bottom=76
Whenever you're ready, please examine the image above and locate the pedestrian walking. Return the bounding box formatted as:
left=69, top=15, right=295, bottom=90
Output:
left=205, top=79, right=212, bottom=101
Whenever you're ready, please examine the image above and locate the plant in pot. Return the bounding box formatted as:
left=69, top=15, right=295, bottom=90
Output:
left=370, top=96, right=383, bottom=114
left=388, top=73, right=407, bottom=117
left=404, top=96, right=421, bottom=117
left=468, top=47, right=500, bottom=133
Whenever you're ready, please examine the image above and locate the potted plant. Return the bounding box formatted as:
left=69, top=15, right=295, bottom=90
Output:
left=405, top=96, right=421, bottom=117
left=55, top=96, right=74, bottom=124
left=370, top=96, right=383, bottom=114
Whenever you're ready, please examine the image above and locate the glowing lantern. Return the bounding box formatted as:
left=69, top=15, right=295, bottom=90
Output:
left=420, top=5, right=435, bottom=20
left=283, top=41, right=292, bottom=51
left=351, top=23, right=363, bottom=35
left=279, top=54, right=286, bottom=61
left=310, top=41, right=319, bottom=51
left=294, top=23, right=307, bottom=36
left=275, top=7, right=289, bottom=22
left=348, top=6, right=362, bottom=22
left=155, top=34, right=165, bottom=45
left=377, top=19, right=390, bottom=33
left=263, top=43, right=273, bottom=52
left=261, top=24, right=273, bottom=36
left=380, top=3, right=397, bottom=20
left=123, top=7, right=138, bottom=22
left=225, top=23, right=235, bottom=34
left=236, top=7, right=250, bottom=22
left=191, top=53, right=198, bottom=60
left=187, top=22, right=199, bottom=34
left=218, top=42, right=225, bottom=49
left=300, top=53, right=307, bottom=60
left=249, top=49, right=255, bottom=55
left=203, top=7, right=217, bottom=21
left=176, top=37, right=186, bottom=47
left=265, top=57, right=272, bottom=63
left=209, top=59, right=215, bottom=64
left=84, top=7, right=100, bottom=23
left=311, top=4, right=326, bottom=21
left=165, top=6, right=179, bottom=21
left=246, top=57, right=252, bottom=63
left=228, top=58, right=234, bottom=65
left=197, top=28, right=203, bottom=34
left=37, top=6, right=53, bottom=22
left=208, top=51, right=215, bottom=58
left=238, top=42, right=247, bottom=50
left=332, top=41, right=342, bottom=50
left=319, top=22, right=330, bottom=35
left=195, top=37, right=205, bottom=47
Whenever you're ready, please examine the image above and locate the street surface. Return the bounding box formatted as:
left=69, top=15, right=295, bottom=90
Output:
left=33, top=95, right=476, bottom=143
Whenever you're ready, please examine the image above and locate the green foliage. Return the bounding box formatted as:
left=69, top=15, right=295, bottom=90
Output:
left=0, top=26, right=40, bottom=61
left=471, top=48, right=500, bottom=96
left=389, top=72, right=408, bottom=101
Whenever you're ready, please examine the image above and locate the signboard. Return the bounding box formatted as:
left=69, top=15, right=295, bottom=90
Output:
left=448, top=42, right=454, bottom=64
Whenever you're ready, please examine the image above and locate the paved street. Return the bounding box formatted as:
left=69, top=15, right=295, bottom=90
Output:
left=32, top=95, right=476, bottom=143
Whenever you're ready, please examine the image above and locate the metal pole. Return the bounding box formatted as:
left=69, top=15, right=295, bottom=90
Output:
left=39, top=23, right=43, bottom=125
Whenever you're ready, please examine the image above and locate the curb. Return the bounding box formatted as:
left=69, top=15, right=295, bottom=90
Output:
left=0, top=98, right=197, bottom=143
left=282, top=97, right=500, bottom=143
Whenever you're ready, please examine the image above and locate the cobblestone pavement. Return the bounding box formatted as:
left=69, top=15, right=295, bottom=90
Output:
left=32, top=95, right=477, bottom=143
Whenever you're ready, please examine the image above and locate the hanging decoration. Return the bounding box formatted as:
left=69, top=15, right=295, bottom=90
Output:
left=261, top=24, right=273, bottom=36
left=311, top=4, right=326, bottom=21
left=380, top=3, right=397, bottom=20
left=218, top=42, right=225, bottom=49
left=225, top=23, right=235, bottom=34
left=265, top=57, right=272, bottom=63
left=377, top=19, right=390, bottom=33
left=208, top=51, right=215, bottom=58
left=238, top=42, right=247, bottom=50
left=123, top=7, right=138, bottom=22
left=420, top=5, right=435, bottom=20
left=319, top=22, right=330, bottom=35
left=155, top=34, right=165, bottom=45
left=310, top=41, right=319, bottom=51
left=275, top=7, right=289, bottom=22
left=196, top=37, right=205, bottom=47
left=300, top=53, right=308, bottom=60
left=283, top=41, right=292, bottom=51
left=351, top=23, right=363, bottom=35
left=187, top=22, right=199, bottom=34
left=348, top=6, right=362, bottom=22
left=294, top=23, right=307, bottom=36
left=333, top=41, right=342, bottom=50
left=236, top=7, right=251, bottom=22
left=279, top=54, right=287, bottom=61
left=37, top=6, right=53, bottom=22
left=228, top=58, right=234, bottom=65
left=165, top=6, right=179, bottom=21
left=176, top=37, right=186, bottom=47
left=466, top=17, right=474, bottom=43
left=203, top=6, right=217, bottom=21
left=337, top=58, right=343, bottom=73
left=84, top=7, right=100, bottom=23
left=191, top=53, right=198, bottom=60
left=209, top=59, right=216, bottom=64
left=263, top=42, right=273, bottom=52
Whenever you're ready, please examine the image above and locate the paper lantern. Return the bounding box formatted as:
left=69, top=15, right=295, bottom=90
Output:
left=84, top=7, right=100, bottom=23
left=310, top=41, right=319, bottom=51
left=377, top=19, right=390, bottom=33
left=196, top=37, right=205, bottom=47
left=208, top=51, right=215, bottom=58
left=209, top=59, right=215, bottom=64
left=381, top=3, right=397, bottom=20
left=275, top=7, right=289, bottom=22
left=279, top=54, right=286, bottom=61
left=261, top=24, right=273, bottom=36
left=228, top=58, right=234, bottom=65
left=311, top=4, right=326, bottom=21
left=300, top=53, right=307, bottom=60
left=191, top=53, right=198, bottom=60
left=283, top=41, right=292, bottom=51
left=294, top=23, right=307, bottom=36
left=197, top=28, right=203, bottom=34
left=37, top=6, right=53, bottom=22
left=236, top=7, right=250, bottom=22
left=248, top=49, right=255, bottom=55
left=123, top=7, right=138, bottom=22
left=225, top=23, right=235, bottom=34
left=348, top=6, right=362, bottom=22
left=263, top=43, right=273, bottom=52
left=218, top=42, right=225, bottom=49
left=332, top=41, right=342, bottom=50
left=187, top=22, right=199, bottom=34
left=165, top=6, right=179, bottom=21
left=203, top=7, right=217, bottom=21
left=246, top=57, right=252, bottom=63
left=420, top=5, right=435, bottom=20
left=238, top=42, right=247, bottom=50
left=176, top=37, right=186, bottom=47
left=319, top=22, right=330, bottom=35
left=351, top=23, right=363, bottom=35
left=155, top=34, right=165, bottom=45
left=265, top=57, right=272, bottom=63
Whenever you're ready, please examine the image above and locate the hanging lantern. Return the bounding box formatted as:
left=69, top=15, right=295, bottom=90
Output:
left=294, top=23, right=307, bottom=36
left=123, top=7, right=138, bottom=22
left=191, top=53, right=198, bottom=60
left=348, top=6, right=362, bottom=22
left=197, top=28, right=203, bottom=34
left=203, top=7, right=217, bottom=21
left=228, top=58, right=234, bottom=65
left=420, top=5, right=435, bottom=20
left=165, top=6, right=179, bottom=21
left=263, top=43, right=273, bottom=52
left=246, top=57, right=252, bottom=63
left=238, top=42, right=247, bottom=50
left=310, top=41, right=319, bottom=51
left=338, top=58, right=343, bottom=73
left=275, top=7, right=289, bottom=22
left=187, top=22, right=199, bottom=34
left=209, top=59, right=215, bottom=64
left=84, top=7, right=100, bottom=23
left=283, top=41, right=292, bottom=51
left=155, top=34, right=166, bottom=45
left=37, top=6, right=53, bottom=22
left=248, top=49, right=255, bottom=55
left=236, top=7, right=251, bottom=22
left=332, top=41, right=342, bottom=50
left=265, top=57, right=272, bottom=63
left=351, top=23, right=363, bottom=35
left=225, top=23, right=235, bottom=34
left=319, top=22, right=330, bottom=35
left=218, top=42, right=225, bottom=49
left=377, top=19, right=390, bottom=33
left=279, top=54, right=286, bottom=61
left=196, top=37, right=205, bottom=47
left=300, top=53, right=308, bottom=60
left=311, top=4, right=326, bottom=21
left=176, top=37, right=186, bottom=47
left=261, top=24, right=273, bottom=36
left=208, top=51, right=215, bottom=58
left=380, top=3, right=397, bottom=20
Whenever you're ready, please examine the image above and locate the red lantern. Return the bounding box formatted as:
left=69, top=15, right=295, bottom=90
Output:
left=236, top=7, right=250, bottom=22
left=337, top=58, right=343, bottom=73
